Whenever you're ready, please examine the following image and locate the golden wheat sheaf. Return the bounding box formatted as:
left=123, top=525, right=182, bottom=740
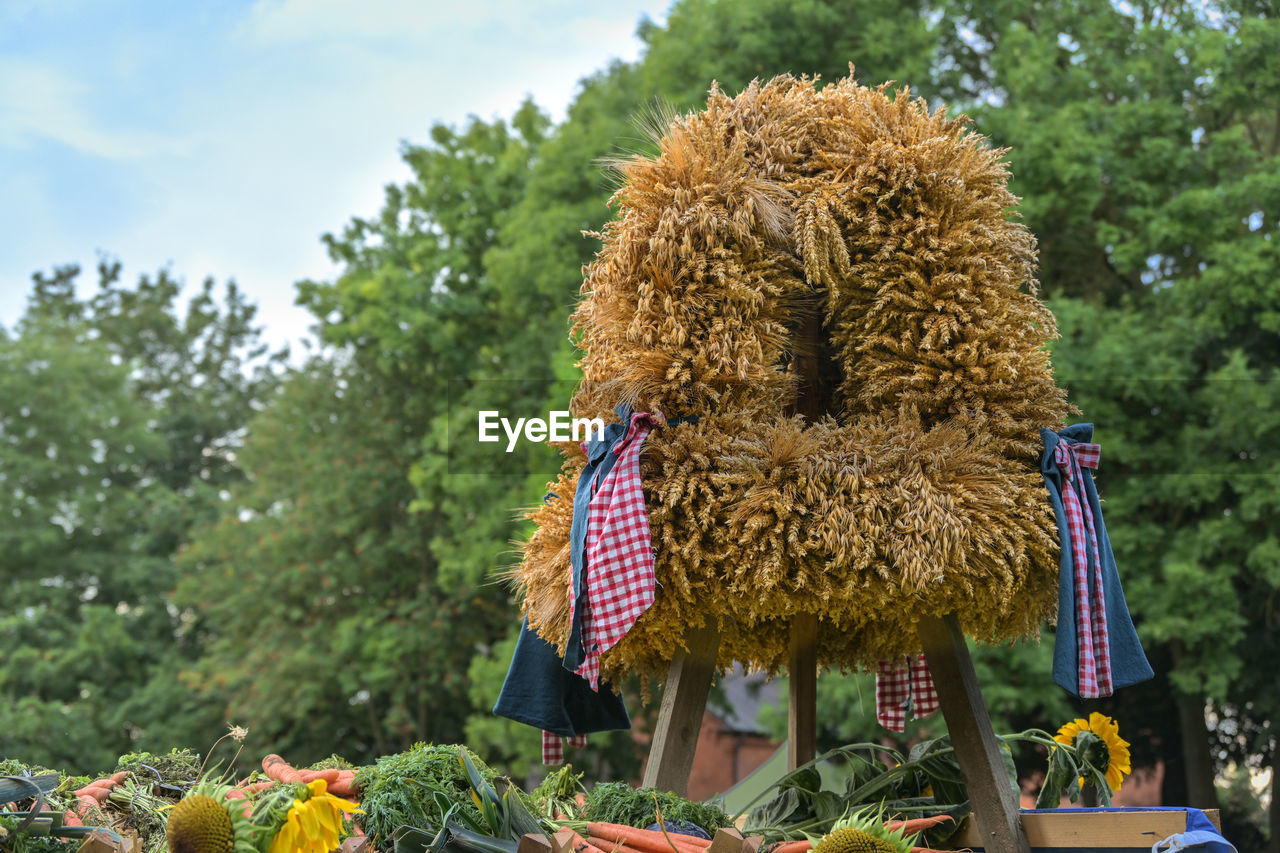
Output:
left=515, top=73, right=1070, bottom=685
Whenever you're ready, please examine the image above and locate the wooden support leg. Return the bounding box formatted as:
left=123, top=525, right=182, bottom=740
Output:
left=788, top=613, right=818, bottom=770
left=642, top=624, right=721, bottom=795
left=917, top=614, right=1030, bottom=853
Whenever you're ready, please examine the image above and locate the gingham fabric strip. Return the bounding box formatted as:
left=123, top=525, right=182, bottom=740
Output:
left=574, top=413, right=658, bottom=690
left=1054, top=440, right=1113, bottom=698
left=875, top=655, right=939, bottom=732
left=541, top=731, right=589, bottom=765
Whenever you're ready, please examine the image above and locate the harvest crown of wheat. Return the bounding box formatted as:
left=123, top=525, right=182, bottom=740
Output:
left=512, top=71, right=1073, bottom=686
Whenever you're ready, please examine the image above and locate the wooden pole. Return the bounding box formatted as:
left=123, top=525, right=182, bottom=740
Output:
left=916, top=613, right=1030, bottom=853
left=788, top=612, right=818, bottom=770
left=642, top=623, right=721, bottom=795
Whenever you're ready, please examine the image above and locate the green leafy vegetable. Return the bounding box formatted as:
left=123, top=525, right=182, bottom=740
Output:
left=357, top=744, right=502, bottom=852
left=310, top=755, right=357, bottom=771
left=116, top=748, right=202, bottom=786
left=583, top=782, right=731, bottom=832
left=530, top=766, right=584, bottom=822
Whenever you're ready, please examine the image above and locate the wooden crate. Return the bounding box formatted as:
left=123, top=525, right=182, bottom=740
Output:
left=948, top=809, right=1222, bottom=852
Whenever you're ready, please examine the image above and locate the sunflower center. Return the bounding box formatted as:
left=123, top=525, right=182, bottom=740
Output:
left=814, top=828, right=900, bottom=853
left=167, top=795, right=234, bottom=853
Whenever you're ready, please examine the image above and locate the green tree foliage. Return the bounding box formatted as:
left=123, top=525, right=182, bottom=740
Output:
left=0, top=263, right=278, bottom=769
left=12, top=0, right=1276, bottom=816
left=179, top=102, right=575, bottom=766
left=296, top=101, right=559, bottom=591
left=942, top=0, right=1280, bottom=820
left=175, top=357, right=511, bottom=764
left=639, top=0, right=936, bottom=106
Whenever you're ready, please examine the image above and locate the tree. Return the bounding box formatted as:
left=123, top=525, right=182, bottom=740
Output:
left=0, top=262, right=279, bottom=768
left=175, top=356, right=512, bottom=764
left=297, top=100, right=560, bottom=591
left=639, top=0, right=937, bottom=107
left=179, top=102, right=576, bottom=768
left=926, top=0, right=1280, bottom=818
left=934, top=0, right=1280, bottom=822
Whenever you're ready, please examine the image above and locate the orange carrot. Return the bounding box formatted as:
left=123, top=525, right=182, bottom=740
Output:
left=587, top=837, right=644, bottom=853
left=298, top=768, right=344, bottom=787
left=658, top=833, right=710, bottom=849
left=75, top=772, right=129, bottom=800
left=566, top=830, right=610, bottom=853
left=83, top=773, right=126, bottom=803
left=226, top=781, right=276, bottom=805
left=263, top=754, right=305, bottom=784
left=223, top=791, right=253, bottom=818
left=75, top=782, right=112, bottom=797
left=585, top=824, right=710, bottom=853
left=770, top=841, right=811, bottom=853
left=327, top=776, right=357, bottom=797
left=73, top=794, right=102, bottom=815
left=885, top=815, right=954, bottom=836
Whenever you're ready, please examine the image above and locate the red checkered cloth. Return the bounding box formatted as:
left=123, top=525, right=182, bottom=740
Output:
left=876, top=655, right=939, bottom=732
left=542, top=732, right=588, bottom=765
left=572, top=413, right=659, bottom=690
left=1054, top=440, right=1113, bottom=698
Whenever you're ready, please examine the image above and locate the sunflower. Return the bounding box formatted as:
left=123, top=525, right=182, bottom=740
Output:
left=167, top=781, right=256, bottom=853
left=812, top=808, right=916, bottom=853
left=1054, top=712, right=1132, bottom=792
left=264, top=779, right=363, bottom=853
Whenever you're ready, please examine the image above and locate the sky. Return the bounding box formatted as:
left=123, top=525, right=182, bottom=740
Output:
left=0, top=0, right=671, bottom=349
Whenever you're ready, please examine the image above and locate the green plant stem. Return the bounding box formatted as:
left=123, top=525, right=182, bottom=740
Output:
left=741, top=730, right=1069, bottom=840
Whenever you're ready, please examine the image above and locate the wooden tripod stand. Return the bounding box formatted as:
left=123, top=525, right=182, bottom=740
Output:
left=640, top=614, right=1030, bottom=853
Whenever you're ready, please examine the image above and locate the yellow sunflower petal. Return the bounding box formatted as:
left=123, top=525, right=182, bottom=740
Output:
left=1054, top=717, right=1086, bottom=745
left=1087, top=712, right=1113, bottom=738
left=320, top=807, right=343, bottom=848
left=320, top=792, right=364, bottom=815
left=269, top=816, right=302, bottom=853
left=297, top=804, right=327, bottom=850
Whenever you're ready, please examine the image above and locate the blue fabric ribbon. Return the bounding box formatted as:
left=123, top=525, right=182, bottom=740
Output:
left=492, top=617, right=631, bottom=736
left=1041, top=424, right=1153, bottom=696
left=494, top=404, right=696, bottom=737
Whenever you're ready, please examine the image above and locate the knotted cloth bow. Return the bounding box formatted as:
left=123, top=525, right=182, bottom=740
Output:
left=572, top=411, right=659, bottom=689
left=1054, top=439, right=1112, bottom=698
left=875, top=655, right=939, bottom=731
left=541, top=733, right=587, bottom=766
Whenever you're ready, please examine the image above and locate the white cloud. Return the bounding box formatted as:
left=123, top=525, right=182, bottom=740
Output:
left=0, top=56, right=188, bottom=160
left=237, top=0, right=656, bottom=47
left=0, top=1, right=670, bottom=345
left=237, top=0, right=484, bottom=43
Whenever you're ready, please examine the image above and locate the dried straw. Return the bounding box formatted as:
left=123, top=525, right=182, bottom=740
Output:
left=513, top=72, right=1071, bottom=684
